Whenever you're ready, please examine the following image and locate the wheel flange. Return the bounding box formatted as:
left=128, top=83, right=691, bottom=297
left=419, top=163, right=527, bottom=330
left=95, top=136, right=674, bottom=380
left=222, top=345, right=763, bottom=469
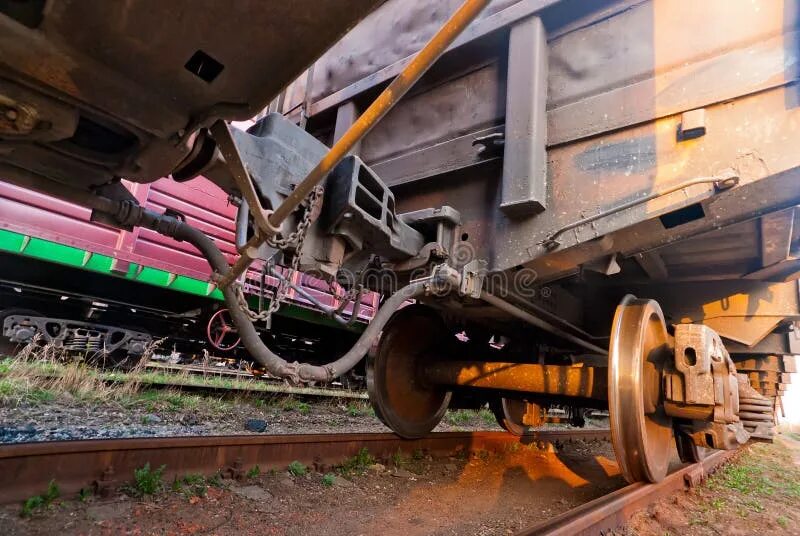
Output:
left=609, top=295, right=674, bottom=483
left=367, top=305, right=451, bottom=438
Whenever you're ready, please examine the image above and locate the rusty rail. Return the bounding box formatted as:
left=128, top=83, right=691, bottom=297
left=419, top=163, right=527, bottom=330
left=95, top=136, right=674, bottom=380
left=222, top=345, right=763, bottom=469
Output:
left=0, top=429, right=609, bottom=505
left=516, top=449, right=737, bottom=535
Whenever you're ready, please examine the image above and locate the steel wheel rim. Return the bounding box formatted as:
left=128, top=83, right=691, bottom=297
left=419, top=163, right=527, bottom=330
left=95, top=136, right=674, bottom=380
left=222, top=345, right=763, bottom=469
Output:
left=609, top=295, right=674, bottom=483
left=367, top=305, right=451, bottom=439
left=491, top=398, right=537, bottom=436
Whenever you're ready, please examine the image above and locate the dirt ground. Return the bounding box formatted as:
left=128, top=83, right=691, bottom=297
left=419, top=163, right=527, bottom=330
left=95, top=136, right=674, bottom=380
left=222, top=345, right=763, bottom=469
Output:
left=0, top=438, right=624, bottom=536
left=623, top=434, right=800, bottom=536
left=1, top=433, right=798, bottom=535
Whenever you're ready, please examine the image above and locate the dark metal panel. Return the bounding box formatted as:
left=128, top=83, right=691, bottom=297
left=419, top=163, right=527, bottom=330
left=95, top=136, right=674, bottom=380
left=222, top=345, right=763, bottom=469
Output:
left=301, top=0, right=558, bottom=116
left=501, top=16, right=547, bottom=216
left=371, top=125, right=503, bottom=187
left=360, top=62, right=505, bottom=164
left=0, top=1, right=385, bottom=133
left=547, top=29, right=800, bottom=146
left=759, top=208, right=796, bottom=267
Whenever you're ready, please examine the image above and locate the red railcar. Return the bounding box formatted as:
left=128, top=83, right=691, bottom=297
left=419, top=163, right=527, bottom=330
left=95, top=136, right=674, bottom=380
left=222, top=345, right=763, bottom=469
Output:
left=0, top=171, right=376, bottom=369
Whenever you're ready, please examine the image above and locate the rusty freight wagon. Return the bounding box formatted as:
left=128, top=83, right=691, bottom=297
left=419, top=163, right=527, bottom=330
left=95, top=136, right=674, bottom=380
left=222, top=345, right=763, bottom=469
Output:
left=0, top=0, right=798, bottom=482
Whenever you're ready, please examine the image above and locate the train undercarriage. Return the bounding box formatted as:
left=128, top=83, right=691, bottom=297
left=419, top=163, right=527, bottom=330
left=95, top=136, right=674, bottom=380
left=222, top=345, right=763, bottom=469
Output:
left=1, top=0, right=799, bottom=483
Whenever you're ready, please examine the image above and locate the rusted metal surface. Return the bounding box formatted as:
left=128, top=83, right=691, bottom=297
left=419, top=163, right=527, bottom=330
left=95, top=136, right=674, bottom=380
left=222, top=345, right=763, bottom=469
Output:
left=0, top=429, right=610, bottom=506
left=368, top=305, right=453, bottom=438
left=424, top=361, right=607, bottom=401
left=279, top=0, right=800, bottom=291
left=516, top=449, right=736, bottom=536
left=0, top=1, right=385, bottom=184
left=268, top=0, right=491, bottom=229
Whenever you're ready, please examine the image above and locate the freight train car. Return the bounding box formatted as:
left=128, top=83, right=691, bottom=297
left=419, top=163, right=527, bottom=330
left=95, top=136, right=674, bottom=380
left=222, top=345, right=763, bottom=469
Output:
left=0, top=172, right=377, bottom=373
left=0, top=0, right=798, bottom=483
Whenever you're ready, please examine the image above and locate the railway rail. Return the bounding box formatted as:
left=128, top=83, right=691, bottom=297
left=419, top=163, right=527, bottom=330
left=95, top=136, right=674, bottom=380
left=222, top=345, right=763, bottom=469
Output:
left=519, top=449, right=738, bottom=535
left=0, top=427, right=747, bottom=535
left=0, top=429, right=610, bottom=506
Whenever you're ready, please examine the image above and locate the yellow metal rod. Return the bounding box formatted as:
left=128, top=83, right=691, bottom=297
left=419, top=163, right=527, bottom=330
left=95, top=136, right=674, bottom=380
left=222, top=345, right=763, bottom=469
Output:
left=268, top=0, right=491, bottom=228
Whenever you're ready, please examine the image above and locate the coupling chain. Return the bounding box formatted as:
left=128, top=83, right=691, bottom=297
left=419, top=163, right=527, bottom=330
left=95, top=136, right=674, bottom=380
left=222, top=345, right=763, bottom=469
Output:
left=234, top=185, right=324, bottom=325
left=265, top=185, right=323, bottom=249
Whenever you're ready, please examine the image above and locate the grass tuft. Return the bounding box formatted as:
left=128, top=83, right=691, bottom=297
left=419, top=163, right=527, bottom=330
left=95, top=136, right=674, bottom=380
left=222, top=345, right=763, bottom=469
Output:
left=125, top=463, right=165, bottom=497
left=171, top=473, right=207, bottom=498
left=337, top=447, right=375, bottom=475
left=288, top=461, right=307, bottom=476
left=20, top=480, right=59, bottom=518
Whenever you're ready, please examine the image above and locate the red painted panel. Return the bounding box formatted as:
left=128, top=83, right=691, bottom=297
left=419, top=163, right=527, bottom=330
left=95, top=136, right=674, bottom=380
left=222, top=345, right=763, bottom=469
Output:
left=0, top=182, right=94, bottom=222
left=2, top=174, right=377, bottom=320
left=0, top=197, right=119, bottom=250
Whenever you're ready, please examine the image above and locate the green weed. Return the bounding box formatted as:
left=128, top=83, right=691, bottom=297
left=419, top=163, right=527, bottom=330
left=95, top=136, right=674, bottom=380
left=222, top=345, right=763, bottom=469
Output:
left=337, top=448, right=375, bottom=475
left=446, top=409, right=472, bottom=426
left=478, top=408, right=496, bottom=426
left=172, top=474, right=207, bottom=498
left=126, top=463, right=165, bottom=497
left=20, top=480, right=59, bottom=517
left=78, top=488, right=92, bottom=502
left=288, top=461, right=307, bottom=476
left=391, top=450, right=407, bottom=468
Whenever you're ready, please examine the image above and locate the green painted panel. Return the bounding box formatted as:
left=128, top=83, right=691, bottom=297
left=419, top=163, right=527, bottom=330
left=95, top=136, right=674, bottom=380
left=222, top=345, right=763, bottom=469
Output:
left=23, top=238, right=86, bottom=267
left=0, top=229, right=25, bottom=252
left=135, top=266, right=172, bottom=286
left=124, top=264, right=140, bottom=279
left=170, top=275, right=214, bottom=297
left=83, top=254, right=114, bottom=273
left=0, top=228, right=357, bottom=328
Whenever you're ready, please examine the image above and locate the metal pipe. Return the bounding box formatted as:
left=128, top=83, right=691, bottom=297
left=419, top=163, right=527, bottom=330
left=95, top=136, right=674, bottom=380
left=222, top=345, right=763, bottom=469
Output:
left=7, top=174, right=435, bottom=383
left=479, top=291, right=608, bottom=355
left=0, top=167, right=446, bottom=383
left=424, top=360, right=608, bottom=400
left=267, top=266, right=350, bottom=325
left=140, top=211, right=434, bottom=382
left=542, top=170, right=740, bottom=249
left=268, top=0, right=491, bottom=229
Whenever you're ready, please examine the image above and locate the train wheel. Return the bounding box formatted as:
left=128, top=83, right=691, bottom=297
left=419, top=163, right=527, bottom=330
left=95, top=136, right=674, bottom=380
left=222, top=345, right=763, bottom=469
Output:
left=490, top=398, right=543, bottom=435
left=367, top=305, right=452, bottom=438
left=207, top=309, right=241, bottom=352
left=609, top=295, right=674, bottom=483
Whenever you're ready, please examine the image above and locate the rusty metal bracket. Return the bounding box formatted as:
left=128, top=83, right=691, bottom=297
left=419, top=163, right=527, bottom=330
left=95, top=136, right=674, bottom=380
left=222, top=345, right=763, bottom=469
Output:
left=210, top=121, right=279, bottom=239
left=209, top=120, right=281, bottom=289
left=541, top=169, right=740, bottom=250
left=460, top=259, right=488, bottom=298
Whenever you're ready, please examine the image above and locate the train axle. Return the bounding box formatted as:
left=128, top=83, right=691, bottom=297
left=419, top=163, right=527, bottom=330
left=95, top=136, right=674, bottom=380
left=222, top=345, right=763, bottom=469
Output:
left=367, top=296, right=776, bottom=483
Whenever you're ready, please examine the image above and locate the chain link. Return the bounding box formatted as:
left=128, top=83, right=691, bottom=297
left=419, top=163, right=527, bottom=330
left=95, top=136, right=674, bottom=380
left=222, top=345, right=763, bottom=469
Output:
left=233, top=186, right=324, bottom=324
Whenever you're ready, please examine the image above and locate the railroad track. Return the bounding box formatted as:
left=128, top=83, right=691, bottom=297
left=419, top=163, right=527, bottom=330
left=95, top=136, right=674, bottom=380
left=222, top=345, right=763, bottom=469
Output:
left=0, top=428, right=740, bottom=535
left=0, top=429, right=609, bottom=505
left=519, top=449, right=738, bottom=535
